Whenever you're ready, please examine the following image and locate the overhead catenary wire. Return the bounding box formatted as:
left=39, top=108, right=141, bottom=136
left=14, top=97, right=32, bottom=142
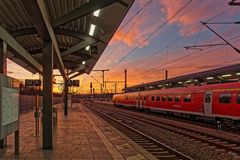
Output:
left=107, top=6, right=236, bottom=83
left=98, top=0, right=153, bottom=68
left=139, top=36, right=240, bottom=77
left=115, top=6, right=236, bottom=77
left=109, top=0, right=193, bottom=71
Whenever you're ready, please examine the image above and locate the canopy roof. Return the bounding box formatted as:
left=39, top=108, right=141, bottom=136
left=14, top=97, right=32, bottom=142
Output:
left=0, top=0, right=134, bottom=79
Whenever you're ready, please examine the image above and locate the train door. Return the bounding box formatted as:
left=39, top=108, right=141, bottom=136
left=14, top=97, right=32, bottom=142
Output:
left=136, top=93, right=141, bottom=109
left=204, top=91, right=212, bottom=117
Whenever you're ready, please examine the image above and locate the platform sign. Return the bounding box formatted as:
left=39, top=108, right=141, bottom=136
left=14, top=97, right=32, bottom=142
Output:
left=0, top=74, right=20, bottom=140
left=25, top=79, right=33, bottom=86
left=33, top=80, right=41, bottom=86
left=25, top=79, right=41, bottom=86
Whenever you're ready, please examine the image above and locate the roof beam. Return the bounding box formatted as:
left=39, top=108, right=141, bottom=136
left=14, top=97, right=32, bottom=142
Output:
left=69, top=70, right=86, bottom=79
left=0, top=25, right=42, bottom=74
left=36, top=0, right=67, bottom=80
left=10, top=27, right=104, bottom=45
left=55, top=28, right=105, bottom=43
left=21, top=0, right=50, bottom=42
left=52, top=0, right=121, bottom=28
left=62, top=40, right=97, bottom=57
left=69, top=65, right=86, bottom=75
left=66, top=55, right=92, bottom=69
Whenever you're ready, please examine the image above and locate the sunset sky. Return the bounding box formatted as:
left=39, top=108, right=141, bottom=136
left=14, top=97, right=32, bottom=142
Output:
left=7, top=0, right=240, bottom=94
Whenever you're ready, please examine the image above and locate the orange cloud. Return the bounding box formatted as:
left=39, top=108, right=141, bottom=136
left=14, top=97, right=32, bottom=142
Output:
left=111, top=14, right=151, bottom=47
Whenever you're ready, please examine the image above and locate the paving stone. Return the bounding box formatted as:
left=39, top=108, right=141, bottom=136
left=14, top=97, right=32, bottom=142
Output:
left=0, top=103, right=156, bottom=160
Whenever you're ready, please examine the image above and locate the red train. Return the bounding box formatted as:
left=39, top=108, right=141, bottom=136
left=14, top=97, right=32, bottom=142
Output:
left=113, top=82, right=240, bottom=122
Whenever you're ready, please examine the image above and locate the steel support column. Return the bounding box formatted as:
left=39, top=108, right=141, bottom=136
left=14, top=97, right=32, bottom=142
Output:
left=0, top=40, right=7, bottom=148
left=0, top=40, right=7, bottom=74
left=64, top=79, right=68, bottom=116
left=42, top=43, right=53, bottom=149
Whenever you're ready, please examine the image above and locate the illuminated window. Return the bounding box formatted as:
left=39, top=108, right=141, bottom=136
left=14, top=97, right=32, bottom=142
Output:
left=151, top=96, right=155, bottom=101
left=184, top=95, right=191, bottom=102
left=162, top=96, right=166, bottom=101
left=167, top=96, right=173, bottom=102
left=175, top=96, right=180, bottom=102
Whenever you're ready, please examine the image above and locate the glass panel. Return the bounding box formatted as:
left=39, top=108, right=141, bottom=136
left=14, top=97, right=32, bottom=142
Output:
left=175, top=96, right=180, bottom=102
left=219, top=93, right=231, bottom=104
left=237, top=94, right=240, bottom=104
left=151, top=96, right=155, bottom=101
left=167, top=96, right=173, bottom=102
left=184, top=95, right=191, bottom=102
left=162, top=96, right=166, bottom=101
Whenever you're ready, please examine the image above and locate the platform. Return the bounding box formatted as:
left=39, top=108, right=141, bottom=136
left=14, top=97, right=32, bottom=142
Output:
left=0, top=103, right=156, bottom=160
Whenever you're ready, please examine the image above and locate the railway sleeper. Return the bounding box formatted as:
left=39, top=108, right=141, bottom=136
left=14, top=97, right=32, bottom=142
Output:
left=137, top=142, right=155, bottom=146
left=152, top=151, right=170, bottom=155
left=155, top=154, right=176, bottom=159
left=222, top=143, right=237, bottom=147
left=214, top=141, right=228, bottom=144
left=134, top=140, right=150, bottom=143
left=207, top=139, right=221, bottom=143
left=146, top=148, right=164, bottom=151
left=231, top=146, right=240, bottom=150
left=142, top=145, right=159, bottom=149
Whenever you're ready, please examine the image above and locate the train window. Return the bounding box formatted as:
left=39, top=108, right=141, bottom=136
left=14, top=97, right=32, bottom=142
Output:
left=184, top=95, right=191, bottom=102
left=144, top=96, right=147, bottom=101
left=175, top=96, right=180, bottom=102
left=167, top=96, right=173, bottom=102
left=219, top=94, right=231, bottom=104
left=151, top=96, right=155, bottom=101
left=237, top=94, right=240, bottom=104
left=162, top=96, right=166, bottom=101
left=156, top=96, right=160, bottom=101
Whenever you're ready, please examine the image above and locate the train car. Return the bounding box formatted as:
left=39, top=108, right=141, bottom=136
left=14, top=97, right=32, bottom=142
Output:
left=113, top=82, right=240, bottom=122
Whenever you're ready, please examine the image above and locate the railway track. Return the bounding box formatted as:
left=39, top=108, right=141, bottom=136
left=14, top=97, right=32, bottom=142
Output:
left=86, top=102, right=240, bottom=157
left=87, top=104, right=193, bottom=160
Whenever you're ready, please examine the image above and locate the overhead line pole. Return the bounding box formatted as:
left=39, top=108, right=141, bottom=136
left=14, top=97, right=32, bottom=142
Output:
left=201, top=21, right=240, bottom=54
left=91, top=69, right=109, bottom=93
left=105, top=81, right=125, bottom=93
left=124, top=69, right=127, bottom=92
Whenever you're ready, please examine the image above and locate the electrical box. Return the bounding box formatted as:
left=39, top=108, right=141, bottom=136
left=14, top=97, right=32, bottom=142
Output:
left=0, top=74, right=20, bottom=140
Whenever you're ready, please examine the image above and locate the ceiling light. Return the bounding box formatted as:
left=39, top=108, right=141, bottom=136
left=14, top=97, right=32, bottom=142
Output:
left=206, top=77, right=214, bottom=80
left=194, top=79, right=198, bottom=82
left=93, top=9, right=100, bottom=17
left=178, top=82, right=182, bottom=84
left=89, top=24, right=96, bottom=36
left=85, top=46, right=90, bottom=51
left=222, top=74, right=231, bottom=77
left=186, top=80, right=191, bottom=83
left=158, top=85, right=162, bottom=87
left=236, top=73, right=240, bottom=75
left=82, top=61, right=86, bottom=65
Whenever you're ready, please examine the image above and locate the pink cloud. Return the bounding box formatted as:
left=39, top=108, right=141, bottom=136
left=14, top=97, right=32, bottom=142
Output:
left=159, top=0, right=230, bottom=36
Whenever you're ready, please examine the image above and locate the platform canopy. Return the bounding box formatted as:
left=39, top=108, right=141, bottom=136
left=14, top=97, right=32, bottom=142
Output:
left=0, top=0, right=134, bottom=80
left=126, top=64, right=240, bottom=92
